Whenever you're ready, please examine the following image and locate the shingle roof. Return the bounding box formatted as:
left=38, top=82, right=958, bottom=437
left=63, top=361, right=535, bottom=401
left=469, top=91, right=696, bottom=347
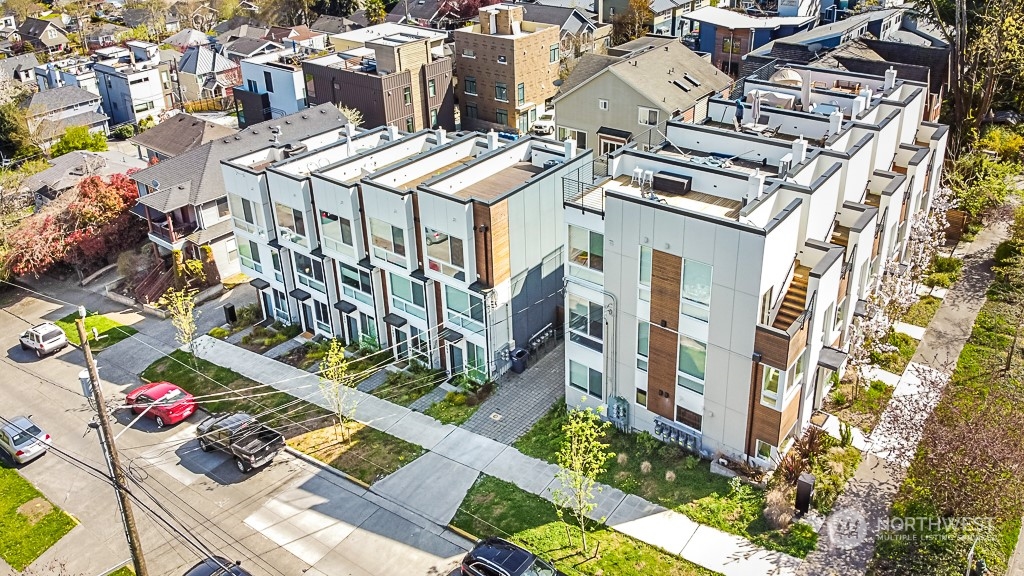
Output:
left=532, top=0, right=596, bottom=13
left=22, top=86, right=101, bottom=115
left=32, top=111, right=109, bottom=142
left=18, top=17, right=69, bottom=46
left=386, top=0, right=441, bottom=23
left=557, top=53, right=618, bottom=94
left=166, top=28, right=210, bottom=49
left=178, top=45, right=237, bottom=75
left=215, top=23, right=269, bottom=45
left=130, top=113, right=237, bottom=158
left=265, top=25, right=322, bottom=43
left=519, top=5, right=596, bottom=33
left=87, top=22, right=129, bottom=38
left=186, top=217, right=234, bottom=244
left=131, top=104, right=349, bottom=213
left=223, top=37, right=281, bottom=57
left=0, top=53, right=39, bottom=80
left=20, top=151, right=106, bottom=194
left=310, top=15, right=360, bottom=34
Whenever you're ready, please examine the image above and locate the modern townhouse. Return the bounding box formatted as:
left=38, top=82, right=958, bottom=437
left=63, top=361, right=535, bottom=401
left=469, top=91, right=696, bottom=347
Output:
left=683, top=7, right=816, bottom=74
left=93, top=42, right=167, bottom=125
left=35, top=57, right=99, bottom=94
left=559, top=63, right=947, bottom=465
left=223, top=125, right=591, bottom=381
left=233, top=49, right=310, bottom=128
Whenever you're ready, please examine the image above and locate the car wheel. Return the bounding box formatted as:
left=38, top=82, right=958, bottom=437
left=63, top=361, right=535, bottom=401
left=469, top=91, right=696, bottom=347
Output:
left=35, top=349, right=42, bottom=358
left=235, top=457, right=252, bottom=473
left=19, top=342, right=27, bottom=350
left=155, top=416, right=165, bottom=429
left=199, top=439, right=213, bottom=452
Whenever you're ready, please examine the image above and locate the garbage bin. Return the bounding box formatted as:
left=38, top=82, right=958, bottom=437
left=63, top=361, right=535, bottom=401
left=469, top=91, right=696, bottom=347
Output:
left=796, top=472, right=815, bottom=515
left=511, top=348, right=529, bottom=373
left=224, top=303, right=237, bottom=324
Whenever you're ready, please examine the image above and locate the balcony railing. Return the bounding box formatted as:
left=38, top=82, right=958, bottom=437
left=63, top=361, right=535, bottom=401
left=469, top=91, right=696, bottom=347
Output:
left=150, top=219, right=198, bottom=243
left=755, top=309, right=809, bottom=369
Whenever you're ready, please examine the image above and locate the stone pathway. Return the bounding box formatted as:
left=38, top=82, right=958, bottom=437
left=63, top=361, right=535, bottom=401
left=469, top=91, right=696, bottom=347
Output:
left=408, top=386, right=448, bottom=412
left=798, top=204, right=1011, bottom=576
left=461, top=343, right=566, bottom=444
left=355, top=370, right=389, bottom=393
left=190, top=335, right=802, bottom=576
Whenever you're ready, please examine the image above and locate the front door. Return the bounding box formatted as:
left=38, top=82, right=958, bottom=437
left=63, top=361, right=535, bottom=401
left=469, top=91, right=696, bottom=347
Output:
left=449, top=344, right=464, bottom=374
left=302, top=303, right=313, bottom=333
left=261, top=291, right=272, bottom=322
left=346, top=315, right=359, bottom=346
left=395, top=329, right=408, bottom=359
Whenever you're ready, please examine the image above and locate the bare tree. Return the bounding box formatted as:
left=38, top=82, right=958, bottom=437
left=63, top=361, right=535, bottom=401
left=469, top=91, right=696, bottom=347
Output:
left=318, top=339, right=363, bottom=443
left=551, top=403, right=614, bottom=553
left=159, top=287, right=200, bottom=358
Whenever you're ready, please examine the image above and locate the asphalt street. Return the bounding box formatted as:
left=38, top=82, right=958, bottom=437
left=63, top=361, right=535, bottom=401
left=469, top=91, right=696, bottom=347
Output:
left=0, top=285, right=470, bottom=576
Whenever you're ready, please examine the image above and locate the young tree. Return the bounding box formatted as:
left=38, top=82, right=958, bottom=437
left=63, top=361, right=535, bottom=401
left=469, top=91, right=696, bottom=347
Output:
left=551, top=404, right=614, bottom=553
left=337, top=106, right=364, bottom=128
left=159, top=287, right=200, bottom=357
left=611, top=0, right=653, bottom=45
left=0, top=101, right=33, bottom=159
left=50, top=126, right=108, bottom=157
left=364, top=0, right=387, bottom=25
left=318, top=339, right=363, bottom=442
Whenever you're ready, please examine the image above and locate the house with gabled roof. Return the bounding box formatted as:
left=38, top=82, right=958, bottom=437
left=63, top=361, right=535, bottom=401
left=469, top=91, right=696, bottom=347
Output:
left=176, top=45, right=242, bottom=101
left=21, top=86, right=109, bottom=149
left=263, top=25, right=328, bottom=51
left=130, top=112, right=237, bottom=161
left=18, top=16, right=70, bottom=53
left=222, top=37, right=282, bottom=62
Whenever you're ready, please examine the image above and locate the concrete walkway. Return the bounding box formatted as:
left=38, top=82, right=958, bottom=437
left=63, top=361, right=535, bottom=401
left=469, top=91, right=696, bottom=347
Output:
left=190, top=335, right=801, bottom=576
left=798, top=204, right=1011, bottom=576
left=1009, top=517, right=1024, bottom=576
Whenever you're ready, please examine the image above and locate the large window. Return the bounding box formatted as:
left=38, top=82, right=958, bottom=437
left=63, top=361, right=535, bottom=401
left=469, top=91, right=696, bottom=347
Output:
left=569, top=360, right=602, bottom=399
left=638, top=107, right=659, bottom=126
left=677, top=336, right=707, bottom=394
left=722, top=37, right=742, bottom=54
left=216, top=197, right=229, bottom=218
left=681, top=259, right=712, bottom=322
left=369, top=218, right=406, bottom=265
left=425, top=227, right=464, bottom=278
left=676, top=406, right=702, bottom=431
left=275, top=203, right=307, bottom=247
left=271, top=251, right=283, bottom=282
left=272, top=289, right=289, bottom=323
left=229, top=194, right=266, bottom=237
left=320, top=211, right=354, bottom=256
left=340, top=263, right=373, bottom=305
left=762, top=366, right=781, bottom=408
left=637, top=321, right=649, bottom=371
left=466, top=342, right=486, bottom=383
left=313, top=300, right=331, bottom=334
left=466, top=103, right=478, bottom=119
left=294, top=253, right=326, bottom=293
left=639, top=245, right=652, bottom=302
left=446, top=285, right=484, bottom=334
left=464, top=76, right=477, bottom=95
left=763, top=355, right=806, bottom=409
left=239, top=240, right=262, bottom=273
left=495, top=82, right=507, bottom=102
left=264, top=70, right=274, bottom=92
left=568, top=294, right=602, bottom=352
left=516, top=82, right=525, bottom=106
left=428, top=79, right=436, bottom=97
left=568, top=225, right=603, bottom=284
left=390, top=273, right=426, bottom=319
left=403, top=87, right=411, bottom=105
left=496, top=108, right=508, bottom=125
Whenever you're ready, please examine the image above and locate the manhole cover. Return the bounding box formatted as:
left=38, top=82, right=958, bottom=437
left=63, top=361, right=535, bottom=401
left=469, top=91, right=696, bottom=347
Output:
left=489, top=412, right=503, bottom=421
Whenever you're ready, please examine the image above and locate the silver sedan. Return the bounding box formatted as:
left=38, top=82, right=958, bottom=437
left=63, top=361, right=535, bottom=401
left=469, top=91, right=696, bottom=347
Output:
left=0, top=416, right=52, bottom=464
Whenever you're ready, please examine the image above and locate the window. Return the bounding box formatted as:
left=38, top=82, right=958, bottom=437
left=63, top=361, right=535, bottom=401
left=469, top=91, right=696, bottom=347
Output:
left=462, top=49, right=475, bottom=58
left=495, top=108, right=508, bottom=125
left=466, top=342, right=486, bottom=382
left=599, top=99, right=608, bottom=110
left=226, top=238, right=238, bottom=261
left=636, top=321, right=649, bottom=371
left=390, top=273, right=426, bottom=319
left=722, top=37, right=741, bottom=54
left=430, top=108, right=438, bottom=127
left=359, top=311, right=377, bottom=344
left=47, top=28, right=57, bottom=39
left=495, top=82, right=507, bottom=102
left=445, top=285, right=484, bottom=334
left=792, top=353, right=806, bottom=388
left=428, top=79, right=436, bottom=97
left=294, top=253, right=326, bottom=293
left=313, top=300, right=331, bottom=333
left=550, top=43, right=559, bottom=62
left=677, top=336, right=707, bottom=394
left=497, top=55, right=507, bottom=64
left=557, top=126, right=587, bottom=148
left=369, top=218, right=406, bottom=265
left=216, top=197, right=229, bottom=218
left=759, top=287, right=773, bottom=325
left=568, top=225, right=603, bottom=283
left=320, top=211, right=354, bottom=256
left=239, top=240, right=262, bottom=273
left=425, top=227, right=464, bottom=278
left=275, top=203, right=307, bottom=247
left=676, top=406, right=702, bottom=431
left=638, top=107, right=659, bottom=126
left=635, top=388, right=647, bottom=407
left=822, top=303, right=834, bottom=339
left=681, top=259, right=712, bottom=322
left=762, top=366, right=780, bottom=408
left=410, top=326, right=429, bottom=363
left=756, top=439, right=774, bottom=461
left=264, top=70, right=274, bottom=92
left=464, top=76, right=477, bottom=95
left=568, top=294, right=602, bottom=352
left=247, top=79, right=257, bottom=92
left=134, top=101, right=154, bottom=113
left=130, top=76, right=149, bottom=84
left=403, top=87, right=411, bottom=105
left=639, top=246, right=652, bottom=301
left=466, top=103, right=478, bottom=119
left=271, top=251, right=283, bottom=282
left=272, top=289, right=289, bottom=322
left=340, top=263, right=373, bottom=305
left=516, top=82, right=524, bottom=105
left=569, top=360, right=602, bottom=399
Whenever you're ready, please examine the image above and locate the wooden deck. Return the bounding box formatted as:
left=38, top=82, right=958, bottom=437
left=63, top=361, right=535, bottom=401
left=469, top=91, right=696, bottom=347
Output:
left=609, top=175, right=742, bottom=219
left=454, top=162, right=545, bottom=201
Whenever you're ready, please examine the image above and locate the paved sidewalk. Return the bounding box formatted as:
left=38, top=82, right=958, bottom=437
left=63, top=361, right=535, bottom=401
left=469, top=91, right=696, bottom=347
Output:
left=191, top=335, right=801, bottom=576
left=1009, top=518, right=1024, bottom=576
left=798, top=205, right=1010, bottom=576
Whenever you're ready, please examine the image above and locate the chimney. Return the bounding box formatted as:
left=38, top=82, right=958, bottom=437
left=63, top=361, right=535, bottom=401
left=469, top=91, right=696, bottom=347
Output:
left=345, top=122, right=355, bottom=138
left=746, top=169, right=765, bottom=203
left=435, top=128, right=446, bottom=144
left=387, top=125, right=399, bottom=140
left=883, top=66, right=897, bottom=91
left=564, top=138, right=576, bottom=159
left=859, top=87, right=873, bottom=102
left=792, top=136, right=808, bottom=164
left=828, top=109, right=843, bottom=136
left=487, top=130, right=499, bottom=150
left=596, top=0, right=604, bottom=23
left=851, top=97, right=865, bottom=118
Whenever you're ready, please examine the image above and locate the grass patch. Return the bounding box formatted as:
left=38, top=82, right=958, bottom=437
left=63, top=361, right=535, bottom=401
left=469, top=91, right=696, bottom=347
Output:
left=451, top=475, right=719, bottom=576
left=870, top=331, right=918, bottom=375
left=424, top=391, right=481, bottom=425
left=55, top=310, right=137, bottom=351
left=140, top=350, right=332, bottom=436
left=239, top=323, right=302, bottom=354
left=106, top=567, right=134, bottom=576
left=903, top=295, right=942, bottom=327
left=824, top=379, right=894, bottom=433
left=922, top=255, right=963, bottom=288
left=287, top=423, right=424, bottom=485
left=0, top=467, right=78, bottom=570
left=370, top=364, right=447, bottom=407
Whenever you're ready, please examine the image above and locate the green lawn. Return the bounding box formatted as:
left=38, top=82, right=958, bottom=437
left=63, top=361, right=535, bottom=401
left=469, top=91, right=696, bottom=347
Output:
left=451, top=475, right=720, bottom=576
left=825, top=379, right=894, bottom=433
left=903, top=295, right=942, bottom=328
left=106, top=567, right=134, bottom=576
left=140, top=350, right=332, bottom=436
left=870, top=331, right=919, bottom=375
left=55, top=311, right=137, bottom=352
left=287, top=423, right=423, bottom=485
left=0, top=466, right=78, bottom=570
left=423, top=391, right=481, bottom=425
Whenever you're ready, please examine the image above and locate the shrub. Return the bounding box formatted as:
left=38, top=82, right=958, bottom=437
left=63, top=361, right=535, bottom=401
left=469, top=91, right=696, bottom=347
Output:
left=839, top=422, right=854, bottom=448
left=445, top=391, right=467, bottom=406
left=995, top=240, right=1020, bottom=265
left=763, top=485, right=794, bottom=529
left=786, top=523, right=820, bottom=554
left=830, top=389, right=849, bottom=406
left=640, top=461, right=652, bottom=474
left=616, top=452, right=629, bottom=465
left=111, top=124, right=136, bottom=139
left=682, top=455, right=700, bottom=470
left=665, top=470, right=676, bottom=482
left=931, top=256, right=963, bottom=275
left=923, top=272, right=956, bottom=288
left=208, top=326, right=229, bottom=339
left=635, top=430, right=661, bottom=458
left=234, top=302, right=261, bottom=326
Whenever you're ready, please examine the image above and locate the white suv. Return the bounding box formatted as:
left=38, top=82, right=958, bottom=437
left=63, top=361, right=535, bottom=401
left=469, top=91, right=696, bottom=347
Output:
left=532, top=111, right=555, bottom=135
left=19, top=323, right=69, bottom=358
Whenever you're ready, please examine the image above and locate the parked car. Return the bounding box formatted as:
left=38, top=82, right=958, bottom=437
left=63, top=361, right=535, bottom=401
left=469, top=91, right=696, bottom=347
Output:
left=461, top=538, right=564, bottom=576
left=426, top=230, right=449, bottom=245
left=182, top=556, right=252, bottom=576
left=196, top=412, right=285, bottom=473
left=0, top=416, right=52, bottom=464
left=19, top=323, right=68, bottom=358
left=126, top=382, right=197, bottom=428
left=532, top=111, right=555, bottom=135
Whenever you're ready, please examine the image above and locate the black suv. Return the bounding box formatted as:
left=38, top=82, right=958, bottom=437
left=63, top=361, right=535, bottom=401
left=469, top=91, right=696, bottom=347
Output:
left=460, top=538, right=564, bottom=576
left=182, top=556, right=252, bottom=576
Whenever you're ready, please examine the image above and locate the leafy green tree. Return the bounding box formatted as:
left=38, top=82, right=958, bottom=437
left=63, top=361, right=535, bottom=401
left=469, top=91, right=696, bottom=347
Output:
left=944, top=151, right=1019, bottom=218
left=318, top=339, right=363, bottom=442
left=551, top=403, right=614, bottom=552
left=364, top=0, right=387, bottom=25
left=159, top=287, right=200, bottom=358
left=314, top=0, right=361, bottom=17
left=0, top=102, right=32, bottom=159
left=611, top=0, right=653, bottom=44
left=50, top=126, right=108, bottom=157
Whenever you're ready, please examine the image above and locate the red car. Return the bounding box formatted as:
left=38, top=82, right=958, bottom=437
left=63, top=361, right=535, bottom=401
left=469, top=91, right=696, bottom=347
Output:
left=126, top=382, right=196, bottom=428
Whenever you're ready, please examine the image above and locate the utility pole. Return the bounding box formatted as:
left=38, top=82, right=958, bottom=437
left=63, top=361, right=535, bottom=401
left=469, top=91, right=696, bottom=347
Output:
left=76, top=316, right=149, bottom=576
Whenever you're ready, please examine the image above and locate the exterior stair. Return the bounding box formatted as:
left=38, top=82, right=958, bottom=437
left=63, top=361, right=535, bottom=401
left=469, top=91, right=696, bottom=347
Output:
left=772, top=265, right=810, bottom=330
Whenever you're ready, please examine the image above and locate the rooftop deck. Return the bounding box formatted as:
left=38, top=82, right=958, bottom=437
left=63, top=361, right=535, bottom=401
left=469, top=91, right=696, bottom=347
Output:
left=657, top=148, right=781, bottom=177
left=394, top=156, right=475, bottom=190
left=600, top=174, right=742, bottom=219
left=452, top=162, right=544, bottom=201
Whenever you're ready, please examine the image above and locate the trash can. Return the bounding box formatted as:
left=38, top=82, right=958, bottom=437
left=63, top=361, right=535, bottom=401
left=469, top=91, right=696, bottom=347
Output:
left=796, top=472, right=815, bottom=515
left=224, top=303, right=237, bottom=324
left=511, top=348, right=529, bottom=373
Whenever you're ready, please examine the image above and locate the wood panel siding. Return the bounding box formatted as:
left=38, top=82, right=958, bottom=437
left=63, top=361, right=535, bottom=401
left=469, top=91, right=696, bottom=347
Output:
left=434, top=281, right=446, bottom=370
left=489, top=199, right=511, bottom=285
left=748, top=362, right=804, bottom=449
left=647, top=325, right=678, bottom=419
left=412, top=194, right=424, bottom=270
left=650, top=249, right=682, bottom=331
left=473, top=202, right=493, bottom=286
left=754, top=319, right=808, bottom=370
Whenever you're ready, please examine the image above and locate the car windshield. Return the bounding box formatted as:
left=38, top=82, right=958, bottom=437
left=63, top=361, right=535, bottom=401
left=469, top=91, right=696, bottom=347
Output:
left=11, top=425, right=42, bottom=446
left=39, top=328, right=63, bottom=342
left=158, top=388, right=185, bottom=403
left=522, top=558, right=556, bottom=576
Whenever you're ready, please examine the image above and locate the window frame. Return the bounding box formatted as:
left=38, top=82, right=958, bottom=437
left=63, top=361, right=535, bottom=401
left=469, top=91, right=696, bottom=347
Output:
left=495, top=108, right=508, bottom=126
left=428, top=78, right=436, bottom=97
left=313, top=299, right=331, bottom=334
left=516, top=82, right=525, bottom=106
left=495, top=82, right=508, bottom=102
left=569, top=360, right=602, bottom=399
left=761, top=365, right=781, bottom=409
left=445, top=285, right=485, bottom=334
left=676, top=335, right=707, bottom=394
left=464, top=76, right=477, bottom=95
left=239, top=239, right=262, bottom=273
left=639, top=245, right=652, bottom=301
left=389, top=272, right=426, bottom=319
left=549, top=43, right=559, bottom=63
left=319, top=210, right=354, bottom=256
left=567, top=225, right=603, bottom=283
left=681, top=259, right=712, bottom=322
left=369, top=217, right=407, bottom=266
left=340, top=262, right=373, bottom=305
left=274, top=202, right=308, bottom=247
left=294, top=253, right=326, bottom=293
left=638, top=106, right=660, bottom=126
left=424, top=227, right=465, bottom=278
left=636, top=321, right=649, bottom=371
left=263, top=70, right=274, bottom=92
left=568, top=293, right=603, bottom=352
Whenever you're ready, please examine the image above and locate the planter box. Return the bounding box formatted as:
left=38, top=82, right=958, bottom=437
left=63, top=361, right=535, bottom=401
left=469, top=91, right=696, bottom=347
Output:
left=142, top=303, right=169, bottom=319
left=81, top=264, right=118, bottom=286
left=194, top=284, right=224, bottom=305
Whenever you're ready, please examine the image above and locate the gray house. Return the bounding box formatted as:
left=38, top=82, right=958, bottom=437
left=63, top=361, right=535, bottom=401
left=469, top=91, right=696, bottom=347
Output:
left=552, top=37, right=730, bottom=155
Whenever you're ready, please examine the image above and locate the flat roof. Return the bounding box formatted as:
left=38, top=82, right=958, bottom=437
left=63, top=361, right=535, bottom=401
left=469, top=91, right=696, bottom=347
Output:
left=685, top=7, right=816, bottom=29
left=330, top=22, right=446, bottom=44
left=598, top=174, right=743, bottom=220
left=450, top=162, right=544, bottom=201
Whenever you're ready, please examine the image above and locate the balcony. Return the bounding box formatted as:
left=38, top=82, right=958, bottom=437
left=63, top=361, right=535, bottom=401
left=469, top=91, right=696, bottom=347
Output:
left=149, top=218, right=198, bottom=244
left=756, top=310, right=809, bottom=369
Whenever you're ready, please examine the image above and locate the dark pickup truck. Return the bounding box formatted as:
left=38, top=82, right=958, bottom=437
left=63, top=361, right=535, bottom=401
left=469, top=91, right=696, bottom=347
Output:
left=196, top=413, right=285, bottom=473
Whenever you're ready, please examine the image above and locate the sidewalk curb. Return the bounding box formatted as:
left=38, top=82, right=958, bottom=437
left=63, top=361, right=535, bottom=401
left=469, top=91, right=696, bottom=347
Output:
left=446, top=523, right=479, bottom=544
left=283, top=445, right=372, bottom=490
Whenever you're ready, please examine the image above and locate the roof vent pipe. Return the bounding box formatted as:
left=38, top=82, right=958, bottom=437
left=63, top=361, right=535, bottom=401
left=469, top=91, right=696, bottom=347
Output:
left=746, top=168, right=765, bottom=203
left=344, top=122, right=354, bottom=138
left=792, top=136, right=808, bottom=165
left=487, top=130, right=499, bottom=150
left=436, top=127, right=446, bottom=144
left=387, top=125, right=399, bottom=140
left=828, top=109, right=843, bottom=136
left=883, top=66, right=897, bottom=91
left=564, top=138, right=576, bottom=159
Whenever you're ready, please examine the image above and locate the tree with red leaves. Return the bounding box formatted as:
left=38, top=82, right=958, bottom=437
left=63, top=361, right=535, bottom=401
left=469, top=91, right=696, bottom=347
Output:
left=3, top=172, right=148, bottom=277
